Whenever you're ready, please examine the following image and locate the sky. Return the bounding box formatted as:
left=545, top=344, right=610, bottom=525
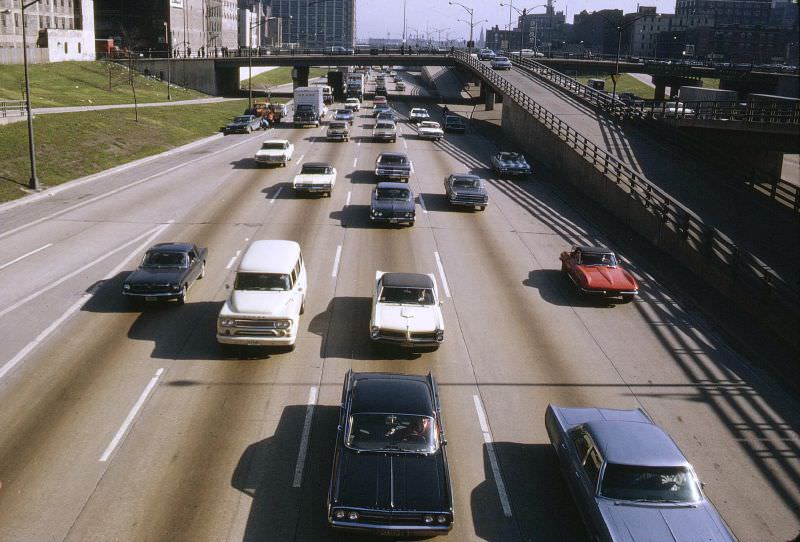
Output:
left=355, top=0, right=677, bottom=40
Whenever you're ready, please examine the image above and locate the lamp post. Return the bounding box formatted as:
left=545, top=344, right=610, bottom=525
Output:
left=602, top=12, right=647, bottom=110
left=163, top=21, right=171, bottom=100
left=449, top=1, right=477, bottom=50
left=2, top=2, right=41, bottom=190
left=500, top=3, right=547, bottom=50
left=249, top=16, right=279, bottom=109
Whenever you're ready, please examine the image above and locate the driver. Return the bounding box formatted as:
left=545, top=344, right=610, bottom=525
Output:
left=387, top=417, right=431, bottom=442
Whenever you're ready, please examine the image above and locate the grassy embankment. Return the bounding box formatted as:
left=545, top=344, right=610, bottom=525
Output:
left=242, top=66, right=329, bottom=90
left=0, top=100, right=248, bottom=203
left=0, top=61, right=205, bottom=107
left=574, top=73, right=721, bottom=100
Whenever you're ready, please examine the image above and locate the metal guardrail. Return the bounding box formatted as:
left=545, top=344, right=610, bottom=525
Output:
left=0, top=100, right=25, bottom=118
left=505, top=54, right=800, bottom=213
left=451, top=50, right=799, bottom=314
left=630, top=99, right=800, bottom=124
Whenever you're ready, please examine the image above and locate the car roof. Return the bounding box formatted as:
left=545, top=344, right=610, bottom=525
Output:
left=238, top=240, right=300, bottom=274
left=378, top=151, right=408, bottom=158
left=574, top=245, right=613, bottom=254
left=262, top=138, right=290, bottom=145
left=376, top=181, right=412, bottom=191
left=584, top=420, right=689, bottom=467
left=350, top=373, right=434, bottom=415
left=302, top=161, right=333, bottom=169
left=381, top=272, right=434, bottom=289
left=445, top=115, right=464, bottom=122
left=148, top=242, right=194, bottom=253
left=450, top=173, right=481, bottom=181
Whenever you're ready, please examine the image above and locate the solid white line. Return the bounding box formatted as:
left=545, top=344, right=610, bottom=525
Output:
left=403, top=138, right=408, bottom=149
left=225, top=250, right=241, bottom=270
left=0, top=243, right=53, bottom=271
left=434, top=251, right=452, bottom=298
left=0, top=224, right=167, bottom=320
left=345, top=191, right=352, bottom=206
left=100, top=368, right=165, bottom=462
left=357, top=140, right=362, bottom=147
left=473, top=395, right=513, bottom=518
left=0, top=137, right=254, bottom=241
left=270, top=187, right=283, bottom=204
left=292, top=386, right=318, bottom=487
left=353, top=157, right=358, bottom=167
left=418, top=194, right=428, bottom=214
left=297, top=154, right=305, bottom=164
left=331, top=245, right=342, bottom=277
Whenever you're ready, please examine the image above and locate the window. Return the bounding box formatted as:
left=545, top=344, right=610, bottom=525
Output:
left=571, top=431, right=591, bottom=462
left=583, top=448, right=602, bottom=487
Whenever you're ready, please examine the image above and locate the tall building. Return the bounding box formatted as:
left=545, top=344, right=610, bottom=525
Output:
left=0, top=0, right=95, bottom=62
left=517, top=4, right=566, bottom=52
left=629, top=11, right=714, bottom=58
left=267, top=0, right=355, bottom=48
left=675, top=0, right=772, bottom=26
left=485, top=26, right=523, bottom=51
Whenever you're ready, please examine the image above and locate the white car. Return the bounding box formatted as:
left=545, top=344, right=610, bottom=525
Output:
left=370, top=271, right=444, bottom=347
left=409, top=107, right=430, bottom=124
left=344, top=97, right=361, bottom=111
left=373, top=120, right=397, bottom=142
left=417, top=121, right=443, bottom=141
left=217, top=240, right=307, bottom=347
left=292, top=162, right=337, bottom=196
left=254, top=139, right=294, bottom=167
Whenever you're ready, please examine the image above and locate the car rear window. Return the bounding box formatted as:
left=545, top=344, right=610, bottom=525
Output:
left=234, top=272, right=292, bottom=291
left=601, top=464, right=701, bottom=503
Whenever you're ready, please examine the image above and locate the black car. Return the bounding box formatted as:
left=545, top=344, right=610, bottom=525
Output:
left=223, top=115, right=261, bottom=134
left=444, top=174, right=488, bottom=210
left=374, top=151, right=412, bottom=181
left=328, top=371, right=454, bottom=535
left=370, top=182, right=416, bottom=226
left=123, top=243, right=207, bottom=303
left=443, top=115, right=466, bottom=133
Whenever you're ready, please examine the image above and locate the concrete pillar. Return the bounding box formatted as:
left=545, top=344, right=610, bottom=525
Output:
left=293, top=65, right=309, bottom=89
left=485, top=89, right=496, bottom=111
left=751, top=149, right=786, bottom=179
left=653, top=78, right=667, bottom=101
left=479, top=80, right=487, bottom=101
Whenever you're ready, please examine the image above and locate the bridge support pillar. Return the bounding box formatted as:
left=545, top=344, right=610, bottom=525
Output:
left=293, top=65, right=310, bottom=89
left=750, top=149, right=786, bottom=179
left=653, top=78, right=667, bottom=101
left=484, top=87, right=496, bottom=111
left=479, top=80, right=487, bottom=101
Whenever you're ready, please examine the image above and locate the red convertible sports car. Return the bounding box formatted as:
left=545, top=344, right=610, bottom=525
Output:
left=559, top=246, right=638, bottom=302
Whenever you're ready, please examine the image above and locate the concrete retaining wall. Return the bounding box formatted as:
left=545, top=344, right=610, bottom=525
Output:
left=129, top=59, right=227, bottom=95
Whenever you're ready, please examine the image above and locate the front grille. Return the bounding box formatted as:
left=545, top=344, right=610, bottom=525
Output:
left=410, top=331, right=437, bottom=340
left=377, top=168, right=409, bottom=176
left=452, top=194, right=487, bottom=204
left=233, top=319, right=283, bottom=328
left=380, top=329, right=406, bottom=339
left=129, top=284, right=172, bottom=294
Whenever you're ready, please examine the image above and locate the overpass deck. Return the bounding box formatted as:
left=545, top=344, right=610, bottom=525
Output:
left=487, top=62, right=800, bottom=289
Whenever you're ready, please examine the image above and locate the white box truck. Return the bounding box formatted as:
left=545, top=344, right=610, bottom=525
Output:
left=293, top=86, right=326, bottom=127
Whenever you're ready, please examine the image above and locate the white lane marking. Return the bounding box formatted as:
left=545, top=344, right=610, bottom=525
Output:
left=297, top=154, right=305, bottom=164
left=473, top=395, right=513, bottom=518
left=434, top=251, right=452, bottom=298
left=357, top=139, right=362, bottom=147
left=403, top=138, right=408, bottom=149
left=0, top=137, right=254, bottom=241
left=418, top=194, right=428, bottom=214
left=0, top=222, right=172, bottom=382
left=353, top=157, right=358, bottom=168
left=100, top=368, right=165, bottom=462
left=269, top=187, right=283, bottom=204
left=292, top=386, right=318, bottom=487
left=0, top=243, right=53, bottom=271
left=331, top=245, right=342, bottom=277
left=345, top=191, right=352, bottom=207
left=0, top=223, right=169, bottom=320
left=225, top=250, right=242, bottom=270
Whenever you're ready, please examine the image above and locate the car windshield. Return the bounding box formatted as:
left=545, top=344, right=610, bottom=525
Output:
left=379, top=285, right=434, bottom=305
left=301, top=165, right=332, bottom=175
left=498, top=152, right=522, bottom=162
left=376, top=123, right=395, bottom=130
left=495, top=56, right=509, bottom=62
left=261, top=142, right=286, bottom=150
left=336, top=110, right=350, bottom=116
left=452, top=177, right=480, bottom=189
left=142, top=251, right=187, bottom=268
left=580, top=252, right=618, bottom=266
left=234, top=116, right=252, bottom=123
left=379, top=155, right=407, bottom=165
left=412, top=109, right=428, bottom=116
left=446, top=117, right=464, bottom=125
left=234, top=272, right=292, bottom=291
left=601, top=464, right=702, bottom=503
left=375, top=188, right=411, bottom=201
left=329, top=122, right=347, bottom=129
left=346, top=413, right=438, bottom=453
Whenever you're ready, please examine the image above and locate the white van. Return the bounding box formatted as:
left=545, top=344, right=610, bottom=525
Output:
left=217, top=240, right=307, bottom=347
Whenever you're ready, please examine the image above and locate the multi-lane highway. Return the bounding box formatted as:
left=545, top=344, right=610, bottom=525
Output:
left=0, top=70, right=798, bottom=542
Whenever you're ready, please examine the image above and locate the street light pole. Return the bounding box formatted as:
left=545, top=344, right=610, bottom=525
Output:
left=163, top=21, right=171, bottom=101
left=449, top=1, right=475, bottom=49
left=249, top=16, right=279, bottom=110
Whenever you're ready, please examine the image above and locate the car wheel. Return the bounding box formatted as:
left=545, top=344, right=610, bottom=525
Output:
left=177, top=285, right=187, bottom=305
left=561, top=262, right=568, bottom=275
left=199, top=261, right=206, bottom=279
left=247, top=126, right=252, bottom=134
left=300, top=296, right=306, bottom=314
left=479, top=205, right=486, bottom=211
left=622, top=294, right=634, bottom=303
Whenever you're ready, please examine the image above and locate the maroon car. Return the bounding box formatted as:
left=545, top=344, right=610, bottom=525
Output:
left=559, top=246, right=638, bottom=302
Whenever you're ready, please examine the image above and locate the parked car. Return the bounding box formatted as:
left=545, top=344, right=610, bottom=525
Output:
left=408, top=108, right=430, bottom=125
left=327, top=371, right=454, bottom=534
left=123, top=243, right=207, bottom=304
left=326, top=121, right=350, bottom=142
left=254, top=139, right=294, bottom=167
left=545, top=404, right=737, bottom=542
left=334, top=108, right=355, bottom=124
left=370, top=182, right=416, bottom=226
left=417, top=120, right=444, bottom=141
left=559, top=246, right=638, bottom=302
left=370, top=272, right=445, bottom=345
left=491, top=56, right=512, bottom=70
left=478, top=48, right=496, bottom=60
left=491, top=151, right=531, bottom=176
left=443, top=114, right=466, bottom=133
left=224, top=114, right=261, bottom=134
left=292, top=162, right=337, bottom=196
left=344, top=97, right=361, bottom=111
left=444, top=174, right=488, bottom=210
left=372, top=120, right=397, bottom=143
left=375, top=151, right=412, bottom=181
left=216, top=240, right=306, bottom=347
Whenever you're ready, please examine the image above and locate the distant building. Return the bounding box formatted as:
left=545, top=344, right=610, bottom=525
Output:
left=686, top=23, right=797, bottom=62
left=517, top=4, right=566, bottom=52
left=485, top=26, right=523, bottom=52
left=571, top=9, right=622, bottom=55
left=267, top=0, right=355, bottom=49
left=675, top=0, right=772, bottom=26
left=629, top=12, right=714, bottom=58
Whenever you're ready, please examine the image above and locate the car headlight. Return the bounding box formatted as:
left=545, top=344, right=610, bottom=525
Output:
left=405, top=212, right=414, bottom=218
left=437, top=514, right=448, bottom=524
left=275, top=320, right=291, bottom=329
left=435, top=329, right=444, bottom=341
left=334, top=510, right=346, bottom=519
left=374, top=211, right=383, bottom=217
left=123, top=283, right=131, bottom=291
left=171, top=283, right=181, bottom=291
left=220, top=319, right=234, bottom=327
left=424, top=515, right=434, bottom=524
left=347, top=511, right=359, bottom=520
left=370, top=326, right=380, bottom=338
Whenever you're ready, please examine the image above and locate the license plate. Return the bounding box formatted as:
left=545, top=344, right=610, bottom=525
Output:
left=145, top=296, right=157, bottom=302
left=389, top=218, right=399, bottom=223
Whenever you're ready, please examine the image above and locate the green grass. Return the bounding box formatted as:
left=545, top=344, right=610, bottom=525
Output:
left=0, top=61, right=205, bottom=108
left=575, top=74, right=656, bottom=99
left=242, top=67, right=329, bottom=89
left=0, top=100, right=247, bottom=203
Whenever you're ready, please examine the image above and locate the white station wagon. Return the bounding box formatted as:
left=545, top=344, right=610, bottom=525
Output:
left=254, top=139, right=294, bottom=167
left=217, top=240, right=307, bottom=347
left=370, top=271, right=444, bottom=348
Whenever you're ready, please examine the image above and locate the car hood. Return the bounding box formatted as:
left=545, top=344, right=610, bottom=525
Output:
left=294, top=174, right=334, bottom=185
left=598, top=500, right=736, bottom=542
left=419, top=126, right=443, bottom=133
left=125, top=267, right=184, bottom=284
left=255, top=149, right=288, bottom=157
left=577, top=265, right=636, bottom=290
left=334, top=450, right=449, bottom=511
left=221, top=290, right=296, bottom=317
left=375, top=304, right=439, bottom=332
left=371, top=199, right=415, bottom=214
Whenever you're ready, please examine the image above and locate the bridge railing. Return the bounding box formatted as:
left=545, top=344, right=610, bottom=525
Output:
left=631, top=99, right=800, bottom=124
left=451, top=50, right=798, bottom=316
left=0, top=100, right=25, bottom=118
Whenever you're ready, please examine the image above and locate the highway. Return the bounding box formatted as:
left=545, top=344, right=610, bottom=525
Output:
left=0, top=71, right=798, bottom=542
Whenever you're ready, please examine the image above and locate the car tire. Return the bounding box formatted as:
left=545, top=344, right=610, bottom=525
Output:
left=479, top=205, right=486, bottom=211
left=177, top=285, right=187, bottom=305
left=300, top=296, right=306, bottom=314
left=199, top=261, right=206, bottom=279
left=247, top=126, right=252, bottom=134
left=622, top=294, right=634, bottom=303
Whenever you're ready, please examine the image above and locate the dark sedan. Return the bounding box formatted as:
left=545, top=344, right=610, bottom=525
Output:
left=444, top=174, right=488, bottom=210
left=123, top=243, right=207, bottom=304
left=545, top=405, right=736, bottom=542
left=443, top=115, right=466, bottom=133
left=223, top=115, right=261, bottom=134
left=334, top=108, right=354, bottom=124
left=491, top=151, right=531, bottom=176
left=370, top=182, right=415, bottom=226
left=328, top=371, right=454, bottom=535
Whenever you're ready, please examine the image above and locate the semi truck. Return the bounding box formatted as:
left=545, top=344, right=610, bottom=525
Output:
left=346, top=73, right=365, bottom=100
left=293, top=86, right=326, bottom=127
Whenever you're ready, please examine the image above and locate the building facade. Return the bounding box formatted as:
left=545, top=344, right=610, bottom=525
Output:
left=517, top=5, right=566, bottom=52
left=485, top=26, right=523, bottom=52
left=267, top=0, right=355, bottom=49
left=629, top=12, right=714, bottom=58
left=0, top=0, right=95, bottom=62
left=675, top=0, right=772, bottom=26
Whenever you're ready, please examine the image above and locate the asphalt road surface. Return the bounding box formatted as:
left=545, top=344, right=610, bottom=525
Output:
left=0, top=71, right=798, bottom=542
